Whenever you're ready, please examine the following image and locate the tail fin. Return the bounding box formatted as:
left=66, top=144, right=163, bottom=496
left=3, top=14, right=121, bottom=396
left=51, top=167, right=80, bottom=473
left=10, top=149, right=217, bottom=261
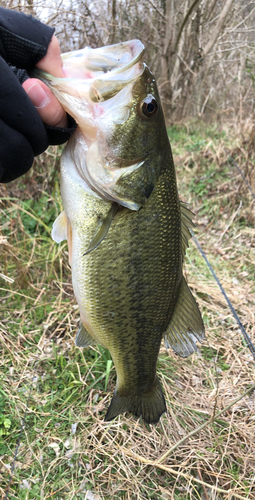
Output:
left=104, top=376, right=166, bottom=424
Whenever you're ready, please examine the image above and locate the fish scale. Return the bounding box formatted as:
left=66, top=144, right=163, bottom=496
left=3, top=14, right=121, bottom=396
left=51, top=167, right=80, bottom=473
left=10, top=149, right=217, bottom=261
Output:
left=74, top=170, right=181, bottom=409
left=39, top=39, right=205, bottom=424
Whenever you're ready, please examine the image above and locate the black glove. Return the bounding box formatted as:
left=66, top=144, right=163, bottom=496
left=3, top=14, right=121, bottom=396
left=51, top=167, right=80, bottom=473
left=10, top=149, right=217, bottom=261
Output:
left=0, top=7, right=76, bottom=183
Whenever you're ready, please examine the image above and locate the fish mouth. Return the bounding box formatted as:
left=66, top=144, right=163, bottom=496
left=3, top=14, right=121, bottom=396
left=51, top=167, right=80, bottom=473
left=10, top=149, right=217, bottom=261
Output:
left=35, top=39, right=145, bottom=105
left=63, top=39, right=145, bottom=102
left=34, top=39, right=145, bottom=140
left=62, top=39, right=144, bottom=76
left=34, top=40, right=146, bottom=209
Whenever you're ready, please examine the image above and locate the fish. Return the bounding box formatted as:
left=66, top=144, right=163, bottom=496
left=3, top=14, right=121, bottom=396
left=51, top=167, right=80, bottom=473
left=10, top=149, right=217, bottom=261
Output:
left=36, top=40, right=205, bottom=424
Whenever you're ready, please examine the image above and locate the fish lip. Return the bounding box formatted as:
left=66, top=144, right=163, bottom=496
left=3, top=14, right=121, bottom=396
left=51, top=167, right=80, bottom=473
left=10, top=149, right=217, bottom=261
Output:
left=71, top=40, right=145, bottom=103
left=62, top=39, right=145, bottom=76
left=38, top=39, right=145, bottom=83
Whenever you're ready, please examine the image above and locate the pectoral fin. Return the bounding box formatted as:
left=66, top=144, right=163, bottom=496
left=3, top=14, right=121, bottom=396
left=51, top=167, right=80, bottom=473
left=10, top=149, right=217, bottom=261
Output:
left=52, top=211, right=73, bottom=265
left=164, top=277, right=204, bottom=357
left=51, top=211, right=68, bottom=243
left=84, top=202, right=118, bottom=255
left=75, top=322, right=96, bottom=347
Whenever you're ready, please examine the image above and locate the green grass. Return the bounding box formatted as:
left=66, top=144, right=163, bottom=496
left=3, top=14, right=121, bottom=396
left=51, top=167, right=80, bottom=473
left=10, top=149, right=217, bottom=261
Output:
left=167, top=122, right=227, bottom=156
left=1, top=127, right=255, bottom=499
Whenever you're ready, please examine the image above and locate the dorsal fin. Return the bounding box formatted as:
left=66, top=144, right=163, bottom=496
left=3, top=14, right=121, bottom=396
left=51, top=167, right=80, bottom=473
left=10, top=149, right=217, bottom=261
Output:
left=180, top=201, right=195, bottom=259
left=164, top=277, right=205, bottom=357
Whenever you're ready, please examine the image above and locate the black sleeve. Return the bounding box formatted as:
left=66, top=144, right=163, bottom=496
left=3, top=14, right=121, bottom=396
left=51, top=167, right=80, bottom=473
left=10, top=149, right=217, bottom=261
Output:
left=0, top=6, right=54, bottom=68
left=0, top=7, right=77, bottom=183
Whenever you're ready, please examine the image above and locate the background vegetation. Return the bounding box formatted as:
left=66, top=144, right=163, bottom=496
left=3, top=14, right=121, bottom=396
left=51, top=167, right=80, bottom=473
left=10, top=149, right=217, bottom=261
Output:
left=0, top=1, right=255, bottom=499
left=2, top=0, right=255, bottom=123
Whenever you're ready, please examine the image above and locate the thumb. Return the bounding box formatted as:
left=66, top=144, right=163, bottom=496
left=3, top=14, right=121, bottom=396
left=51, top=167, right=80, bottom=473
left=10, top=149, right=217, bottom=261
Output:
left=22, top=79, right=68, bottom=128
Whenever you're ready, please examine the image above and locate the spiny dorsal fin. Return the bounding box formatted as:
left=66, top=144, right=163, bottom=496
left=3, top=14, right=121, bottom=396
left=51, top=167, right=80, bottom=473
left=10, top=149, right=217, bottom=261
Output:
left=164, top=277, right=205, bottom=358
left=84, top=202, right=118, bottom=255
left=75, top=322, right=97, bottom=347
left=180, top=201, right=195, bottom=259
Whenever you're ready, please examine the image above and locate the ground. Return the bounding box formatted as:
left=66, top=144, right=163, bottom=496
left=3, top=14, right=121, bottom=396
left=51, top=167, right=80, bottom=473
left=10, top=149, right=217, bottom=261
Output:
left=0, top=121, right=254, bottom=499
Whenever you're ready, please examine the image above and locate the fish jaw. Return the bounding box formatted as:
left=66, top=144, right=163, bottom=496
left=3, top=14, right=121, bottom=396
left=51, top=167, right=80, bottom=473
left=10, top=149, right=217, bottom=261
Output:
left=33, top=40, right=145, bottom=140
left=34, top=40, right=149, bottom=208
left=62, top=39, right=145, bottom=78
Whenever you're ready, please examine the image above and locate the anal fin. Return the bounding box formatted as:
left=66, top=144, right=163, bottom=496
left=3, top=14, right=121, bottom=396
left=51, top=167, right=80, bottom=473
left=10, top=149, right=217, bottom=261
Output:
left=164, top=277, right=205, bottom=357
left=75, top=322, right=96, bottom=347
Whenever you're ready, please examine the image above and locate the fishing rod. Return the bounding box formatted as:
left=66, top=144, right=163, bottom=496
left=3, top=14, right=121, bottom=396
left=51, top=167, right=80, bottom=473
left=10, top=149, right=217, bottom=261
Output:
left=191, top=229, right=255, bottom=361
left=5, top=229, right=255, bottom=500
left=190, top=150, right=255, bottom=359
left=190, top=149, right=255, bottom=359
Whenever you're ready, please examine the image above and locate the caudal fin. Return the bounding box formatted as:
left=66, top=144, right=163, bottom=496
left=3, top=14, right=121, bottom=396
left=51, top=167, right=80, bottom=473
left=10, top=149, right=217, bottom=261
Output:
left=104, top=376, right=166, bottom=424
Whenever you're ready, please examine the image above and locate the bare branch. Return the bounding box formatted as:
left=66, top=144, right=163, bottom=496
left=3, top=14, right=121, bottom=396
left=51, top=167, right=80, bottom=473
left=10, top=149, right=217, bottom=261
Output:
left=174, top=0, right=201, bottom=54
left=147, top=0, right=166, bottom=21
left=203, top=0, right=235, bottom=56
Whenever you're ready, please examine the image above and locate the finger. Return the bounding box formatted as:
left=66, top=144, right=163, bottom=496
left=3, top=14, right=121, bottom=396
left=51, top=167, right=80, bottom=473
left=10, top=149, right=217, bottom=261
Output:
left=22, top=78, right=68, bottom=128
left=35, top=35, right=64, bottom=78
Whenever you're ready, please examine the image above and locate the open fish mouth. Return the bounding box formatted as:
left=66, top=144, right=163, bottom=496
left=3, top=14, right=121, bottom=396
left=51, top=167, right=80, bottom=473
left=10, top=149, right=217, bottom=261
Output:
left=62, top=39, right=145, bottom=102
left=35, top=40, right=146, bottom=210
left=35, top=39, right=145, bottom=122
left=62, top=39, right=145, bottom=75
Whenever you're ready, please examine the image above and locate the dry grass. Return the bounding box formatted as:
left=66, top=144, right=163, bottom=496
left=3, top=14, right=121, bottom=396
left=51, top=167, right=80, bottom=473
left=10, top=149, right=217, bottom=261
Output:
left=0, top=124, right=255, bottom=499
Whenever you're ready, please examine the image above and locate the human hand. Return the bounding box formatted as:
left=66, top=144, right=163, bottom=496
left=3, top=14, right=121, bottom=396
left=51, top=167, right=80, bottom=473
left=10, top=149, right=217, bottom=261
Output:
left=0, top=7, right=76, bottom=183
left=22, top=35, right=68, bottom=128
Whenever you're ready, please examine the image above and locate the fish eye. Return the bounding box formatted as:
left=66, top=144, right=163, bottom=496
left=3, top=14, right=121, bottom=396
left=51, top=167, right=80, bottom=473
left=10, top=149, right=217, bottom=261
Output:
left=141, top=95, right=158, bottom=118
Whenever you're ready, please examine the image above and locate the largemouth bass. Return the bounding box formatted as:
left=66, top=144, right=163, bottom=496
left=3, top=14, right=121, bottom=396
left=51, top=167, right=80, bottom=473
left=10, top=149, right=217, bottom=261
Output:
left=36, top=40, right=204, bottom=424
